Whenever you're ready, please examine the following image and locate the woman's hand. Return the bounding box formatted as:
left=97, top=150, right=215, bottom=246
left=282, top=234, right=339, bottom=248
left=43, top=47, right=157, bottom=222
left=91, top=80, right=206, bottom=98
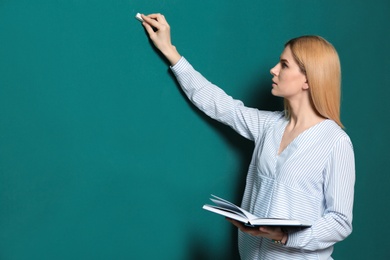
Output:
left=141, top=13, right=181, bottom=65
left=226, top=218, right=285, bottom=242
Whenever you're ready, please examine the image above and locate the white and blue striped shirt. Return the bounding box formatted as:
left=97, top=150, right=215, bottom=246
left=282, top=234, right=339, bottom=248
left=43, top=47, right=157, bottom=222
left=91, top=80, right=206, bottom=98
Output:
left=171, top=57, right=355, bottom=260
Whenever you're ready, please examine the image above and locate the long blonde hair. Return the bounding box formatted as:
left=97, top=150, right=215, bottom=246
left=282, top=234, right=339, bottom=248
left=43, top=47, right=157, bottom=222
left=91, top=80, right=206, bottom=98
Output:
left=284, top=36, right=343, bottom=128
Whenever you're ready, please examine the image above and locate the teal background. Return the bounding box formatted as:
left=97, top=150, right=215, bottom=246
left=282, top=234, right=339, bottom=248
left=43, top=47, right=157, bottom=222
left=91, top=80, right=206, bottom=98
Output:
left=1, top=0, right=389, bottom=259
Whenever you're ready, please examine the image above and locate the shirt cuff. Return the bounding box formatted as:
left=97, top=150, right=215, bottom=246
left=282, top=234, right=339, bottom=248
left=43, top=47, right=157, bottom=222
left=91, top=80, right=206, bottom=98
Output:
left=285, top=229, right=308, bottom=248
left=170, top=56, right=190, bottom=77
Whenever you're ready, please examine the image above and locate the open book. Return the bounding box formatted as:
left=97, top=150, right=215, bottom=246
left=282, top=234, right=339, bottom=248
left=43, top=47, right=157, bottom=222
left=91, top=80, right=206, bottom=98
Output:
left=203, top=195, right=312, bottom=227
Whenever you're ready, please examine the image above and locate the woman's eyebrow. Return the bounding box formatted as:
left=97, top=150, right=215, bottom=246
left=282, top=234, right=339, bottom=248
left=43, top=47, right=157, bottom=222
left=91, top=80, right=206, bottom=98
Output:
left=280, top=58, right=289, bottom=63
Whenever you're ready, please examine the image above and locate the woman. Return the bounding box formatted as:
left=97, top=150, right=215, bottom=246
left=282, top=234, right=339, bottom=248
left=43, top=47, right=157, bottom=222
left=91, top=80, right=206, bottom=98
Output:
left=139, top=13, right=355, bottom=259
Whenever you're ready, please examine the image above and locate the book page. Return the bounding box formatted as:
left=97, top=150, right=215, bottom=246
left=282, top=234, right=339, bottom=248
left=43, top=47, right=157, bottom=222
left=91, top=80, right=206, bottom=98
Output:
left=203, top=195, right=312, bottom=227
left=202, top=205, right=249, bottom=223
left=210, top=195, right=258, bottom=221
left=250, top=218, right=312, bottom=227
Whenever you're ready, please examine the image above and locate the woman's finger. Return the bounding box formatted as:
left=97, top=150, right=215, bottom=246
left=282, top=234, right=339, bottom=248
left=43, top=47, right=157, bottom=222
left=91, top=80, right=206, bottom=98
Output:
left=142, top=13, right=169, bottom=30
left=145, top=13, right=168, bottom=25
left=141, top=14, right=161, bottom=30
left=142, top=21, right=155, bottom=37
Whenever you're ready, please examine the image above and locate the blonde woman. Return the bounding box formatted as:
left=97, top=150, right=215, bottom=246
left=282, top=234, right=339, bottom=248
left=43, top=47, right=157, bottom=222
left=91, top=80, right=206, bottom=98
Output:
left=139, top=13, right=355, bottom=260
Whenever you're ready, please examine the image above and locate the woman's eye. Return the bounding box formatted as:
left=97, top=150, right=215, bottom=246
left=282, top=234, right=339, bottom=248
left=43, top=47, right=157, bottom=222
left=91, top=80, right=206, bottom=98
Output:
left=281, top=62, right=288, bottom=68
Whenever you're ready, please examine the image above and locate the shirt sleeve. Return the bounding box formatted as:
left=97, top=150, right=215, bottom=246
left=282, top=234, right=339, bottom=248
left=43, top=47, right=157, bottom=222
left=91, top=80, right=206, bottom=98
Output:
left=170, top=57, right=277, bottom=141
left=286, top=136, right=355, bottom=251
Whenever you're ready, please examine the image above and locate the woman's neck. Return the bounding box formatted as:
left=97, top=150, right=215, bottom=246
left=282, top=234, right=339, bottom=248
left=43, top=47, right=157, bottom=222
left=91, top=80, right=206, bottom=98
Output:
left=286, top=97, right=325, bottom=129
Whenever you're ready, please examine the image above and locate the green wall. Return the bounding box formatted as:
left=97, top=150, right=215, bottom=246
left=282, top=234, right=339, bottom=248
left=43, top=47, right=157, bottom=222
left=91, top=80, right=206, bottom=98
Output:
left=1, top=0, right=389, bottom=259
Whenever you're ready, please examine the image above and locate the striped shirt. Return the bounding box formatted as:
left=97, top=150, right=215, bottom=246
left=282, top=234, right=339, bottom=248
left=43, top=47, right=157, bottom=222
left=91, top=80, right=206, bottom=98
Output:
left=171, top=57, right=355, bottom=260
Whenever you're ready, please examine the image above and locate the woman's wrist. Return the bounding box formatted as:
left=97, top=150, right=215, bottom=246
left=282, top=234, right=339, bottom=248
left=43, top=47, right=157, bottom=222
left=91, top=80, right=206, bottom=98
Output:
left=281, top=232, right=288, bottom=245
left=162, top=45, right=181, bottom=66
left=160, top=45, right=181, bottom=66
left=272, top=232, right=288, bottom=245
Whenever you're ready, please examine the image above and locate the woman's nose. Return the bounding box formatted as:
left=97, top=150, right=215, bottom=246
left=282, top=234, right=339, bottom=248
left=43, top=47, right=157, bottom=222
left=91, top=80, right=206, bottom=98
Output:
left=270, top=64, right=279, bottom=76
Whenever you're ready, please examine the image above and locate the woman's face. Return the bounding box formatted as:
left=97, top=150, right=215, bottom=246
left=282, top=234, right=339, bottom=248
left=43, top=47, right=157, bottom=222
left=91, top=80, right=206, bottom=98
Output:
left=270, top=46, right=308, bottom=100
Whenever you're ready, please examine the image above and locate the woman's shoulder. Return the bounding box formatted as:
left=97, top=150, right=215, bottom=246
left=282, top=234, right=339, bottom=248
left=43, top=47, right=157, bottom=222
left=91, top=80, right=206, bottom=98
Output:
left=264, top=110, right=286, bottom=120
left=320, top=119, right=353, bottom=145
left=260, top=110, right=286, bottom=126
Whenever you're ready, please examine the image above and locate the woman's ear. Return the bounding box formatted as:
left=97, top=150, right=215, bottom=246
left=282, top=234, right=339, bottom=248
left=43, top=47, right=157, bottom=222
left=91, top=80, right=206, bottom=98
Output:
left=303, top=80, right=309, bottom=90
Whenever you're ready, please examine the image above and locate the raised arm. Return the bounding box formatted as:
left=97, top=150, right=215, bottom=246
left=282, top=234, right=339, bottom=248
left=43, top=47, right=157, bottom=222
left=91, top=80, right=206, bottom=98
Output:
left=138, top=13, right=275, bottom=142
left=140, top=13, right=181, bottom=66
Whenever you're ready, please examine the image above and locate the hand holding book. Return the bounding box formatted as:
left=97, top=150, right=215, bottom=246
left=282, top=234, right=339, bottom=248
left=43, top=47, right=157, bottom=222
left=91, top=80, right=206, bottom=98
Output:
left=226, top=218, right=287, bottom=244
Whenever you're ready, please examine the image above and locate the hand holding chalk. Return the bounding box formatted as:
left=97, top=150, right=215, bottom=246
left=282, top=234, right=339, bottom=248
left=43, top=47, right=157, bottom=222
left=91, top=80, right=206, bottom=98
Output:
left=137, top=13, right=181, bottom=65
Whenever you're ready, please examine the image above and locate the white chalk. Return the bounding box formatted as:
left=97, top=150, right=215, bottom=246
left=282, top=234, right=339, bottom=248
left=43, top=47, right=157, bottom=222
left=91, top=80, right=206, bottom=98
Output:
left=135, top=13, right=144, bottom=22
